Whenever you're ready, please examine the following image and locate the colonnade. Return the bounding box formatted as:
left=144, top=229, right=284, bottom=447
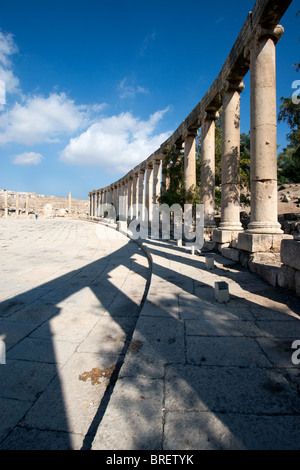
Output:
left=89, top=0, right=293, bottom=254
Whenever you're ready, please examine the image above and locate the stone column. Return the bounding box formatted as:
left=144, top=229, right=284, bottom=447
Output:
left=15, top=193, right=19, bottom=217
left=132, top=172, right=139, bottom=218
left=214, top=81, right=244, bottom=244
left=201, top=111, right=218, bottom=229
left=138, top=169, right=146, bottom=220
left=184, top=130, right=197, bottom=195
left=99, top=191, right=103, bottom=216
left=115, top=184, right=120, bottom=217
left=25, top=194, right=29, bottom=217
left=153, top=158, right=161, bottom=206
left=89, top=193, right=92, bottom=216
left=238, top=25, right=288, bottom=253
left=119, top=182, right=127, bottom=221
left=93, top=192, right=96, bottom=217
left=127, top=176, right=133, bottom=219
left=145, top=163, right=154, bottom=222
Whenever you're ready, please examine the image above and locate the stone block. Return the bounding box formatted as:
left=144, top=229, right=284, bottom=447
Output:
left=220, top=247, right=240, bottom=262
left=277, top=265, right=296, bottom=291
left=116, top=221, right=128, bottom=234
left=205, top=255, right=215, bottom=270
left=238, top=233, right=292, bottom=253
left=213, top=229, right=231, bottom=244
left=215, top=281, right=229, bottom=303
left=248, top=261, right=280, bottom=287
left=281, top=239, right=300, bottom=271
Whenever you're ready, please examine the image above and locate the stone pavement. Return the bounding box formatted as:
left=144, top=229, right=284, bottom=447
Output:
left=0, top=219, right=149, bottom=450
left=1, top=219, right=300, bottom=450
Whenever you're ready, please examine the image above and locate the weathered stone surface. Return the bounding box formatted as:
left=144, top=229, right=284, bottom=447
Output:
left=281, top=239, right=300, bottom=271
left=220, top=247, right=240, bottom=262
left=248, top=260, right=280, bottom=287
left=238, top=232, right=292, bottom=253
left=277, top=265, right=296, bottom=291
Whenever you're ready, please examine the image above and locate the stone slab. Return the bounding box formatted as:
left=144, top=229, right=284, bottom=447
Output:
left=163, top=411, right=300, bottom=450
left=281, top=239, right=300, bottom=270
left=238, top=232, right=293, bottom=253
left=91, top=377, right=164, bottom=450
left=165, top=365, right=300, bottom=415
left=186, top=336, right=272, bottom=367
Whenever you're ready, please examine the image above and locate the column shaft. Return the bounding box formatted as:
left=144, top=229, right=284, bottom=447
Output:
left=184, top=133, right=197, bottom=193
left=218, top=82, right=244, bottom=233
left=247, top=27, right=283, bottom=234
left=138, top=170, right=145, bottom=220
left=201, top=113, right=217, bottom=227
left=153, top=159, right=161, bottom=205
left=146, top=165, right=153, bottom=222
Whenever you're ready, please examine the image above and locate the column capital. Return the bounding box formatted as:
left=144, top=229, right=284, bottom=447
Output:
left=223, top=80, right=245, bottom=95
left=245, top=24, right=284, bottom=58
left=186, top=126, right=198, bottom=138
left=202, top=109, right=219, bottom=123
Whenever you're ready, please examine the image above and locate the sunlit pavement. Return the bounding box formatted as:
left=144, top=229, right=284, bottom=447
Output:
left=0, top=219, right=149, bottom=450
left=1, top=219, right=300, bottom=450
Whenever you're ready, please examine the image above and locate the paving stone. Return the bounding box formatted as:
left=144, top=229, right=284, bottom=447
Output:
left=163, top=411, right=300, bottom=450
left=186, top=336, right=271, bottom=367
left=165, top=364, right=300, bottom=415
left=91, top=377, right=164, bottom=450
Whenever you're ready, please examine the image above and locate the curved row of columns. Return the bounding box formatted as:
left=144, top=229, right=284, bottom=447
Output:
left=89, top=12, right=291, bottom=253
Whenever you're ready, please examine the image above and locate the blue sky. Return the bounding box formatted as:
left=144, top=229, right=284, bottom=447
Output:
left=0, top=0, right=299, bottom=200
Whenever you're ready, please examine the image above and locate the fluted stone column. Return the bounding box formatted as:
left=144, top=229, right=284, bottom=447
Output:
left=138, top=169, right=145, bottom=220
left=184, top=130, right=197, bottom=196
left=201, top=111, right=218, bottom=229
left=214, top=81, right=244, bottom=244
left=146, top=163, right=153, bottom=222
left=238, top=25, right=288, bottom=253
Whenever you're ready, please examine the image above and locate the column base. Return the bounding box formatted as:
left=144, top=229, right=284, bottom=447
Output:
left=246, top=221, right=283, bottom=234
left=238, top=232, right=293, bottom=253
left=204, top=223, right=216, bottom=241
left=213, top=228, right=243, bottom=244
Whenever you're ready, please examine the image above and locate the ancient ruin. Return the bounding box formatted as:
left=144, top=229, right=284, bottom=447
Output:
left=0, top=190, right=89, bottom=219
left=89, top=0, right=300, bottom=296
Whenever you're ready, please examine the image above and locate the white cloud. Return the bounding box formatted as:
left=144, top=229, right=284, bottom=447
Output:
left=0, top=30, right=20, bottom=94
left=12, top=151, right=44, bottom=166
left=0, top=92, right=104, bottom=145
left=60, top=108, right=171, bottom=173
left=118, top=77, right=149, bottom=99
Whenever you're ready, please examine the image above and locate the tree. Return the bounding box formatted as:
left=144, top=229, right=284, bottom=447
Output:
left=159, top=111, right=251, bottom=210
left=276, top=10, right=300, bottom=184
left=240, top=132, right=251, bottom=188
left=277, top=88, right=300, bottom=185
